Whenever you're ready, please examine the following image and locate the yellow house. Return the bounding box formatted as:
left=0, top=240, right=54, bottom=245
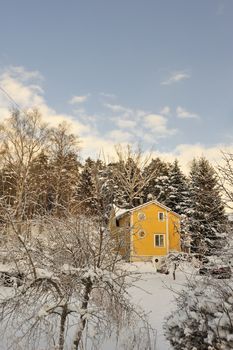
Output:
left=111, top=200, right=181, bottom=262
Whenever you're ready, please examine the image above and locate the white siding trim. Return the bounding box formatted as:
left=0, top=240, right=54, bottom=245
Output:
left=166, top=210, right=169, bottom=254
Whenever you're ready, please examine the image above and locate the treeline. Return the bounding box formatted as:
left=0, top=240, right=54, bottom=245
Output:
left=0, top=109, right=227, bottom=256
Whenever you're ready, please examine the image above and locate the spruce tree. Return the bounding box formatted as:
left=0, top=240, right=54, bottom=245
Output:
left=28, top=151, right=51, bottom=215
left=76, top=157, right=99, bottom=215
left=143, top=158, right=171, bottom=204
left=49, top=122, right=80, bottom=215
left=188, top=157, right=226, bottom=255
left=165, top=160, right=190, bottom=215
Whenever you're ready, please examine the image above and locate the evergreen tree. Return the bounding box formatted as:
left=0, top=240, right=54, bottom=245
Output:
left=28, top=151, right=51, bottom=216
left=76, top=157, right=99, bottom=215
left=49, top=122, right=80, bottom=215
left=165, top=160, right=190, bottom=214
left=187, top=157, right=226, bottom=255
left=98, top=163, right=115, bottom=216
left=143, top=158, right=171, bottom=204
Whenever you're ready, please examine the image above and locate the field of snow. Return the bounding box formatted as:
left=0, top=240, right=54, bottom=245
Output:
left=102, top=262, right=196, bottom=350
left=127, top=262, right=195, bottom=350
left=0, top=262, right=196, bottom=350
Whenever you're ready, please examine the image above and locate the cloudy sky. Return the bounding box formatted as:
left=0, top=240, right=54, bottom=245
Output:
left=0, top=0, right=232, bottom=169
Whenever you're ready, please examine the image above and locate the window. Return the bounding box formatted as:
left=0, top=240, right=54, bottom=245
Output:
left=138, top=230, right=146, bottom=239
left=138, top=212, right=146, bottom=221
left=158, top=212, right=165, bottom=221
left=154, top=234, right=165, bottom=247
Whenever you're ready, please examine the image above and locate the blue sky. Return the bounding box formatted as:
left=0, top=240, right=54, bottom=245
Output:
left=0, top=0, right=232, bottom=166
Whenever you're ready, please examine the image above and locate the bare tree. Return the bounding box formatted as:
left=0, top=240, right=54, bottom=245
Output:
left=0, top=108, right=50, bottom=224
left=0, top=212, right=155, bottom=350
left=111, top=144, right=158, bottom=208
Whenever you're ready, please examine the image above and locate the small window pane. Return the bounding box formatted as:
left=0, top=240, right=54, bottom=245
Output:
left=158, top=212, right=164, bottom=221
left=160, top=235, right=164, bottom=246
left=155, top=234, right=165, bottom=247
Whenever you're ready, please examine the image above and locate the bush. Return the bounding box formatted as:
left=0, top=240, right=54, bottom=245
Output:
left=165, top=277, right=233, bottom=350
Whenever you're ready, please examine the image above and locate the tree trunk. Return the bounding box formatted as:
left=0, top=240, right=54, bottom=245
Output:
left=72, top=278, right=92, bottom=350
left=58, top=304, right=68, bottom=350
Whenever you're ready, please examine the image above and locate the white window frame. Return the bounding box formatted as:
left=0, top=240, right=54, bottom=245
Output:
left=158, top=212, right=165, bottom=221
left=154, top=234, right=165, bottom=247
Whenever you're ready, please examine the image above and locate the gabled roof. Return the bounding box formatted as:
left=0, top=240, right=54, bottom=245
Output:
left=114, top=200, right=180, bottom=220
left=113, top=205, right=129, bottom=219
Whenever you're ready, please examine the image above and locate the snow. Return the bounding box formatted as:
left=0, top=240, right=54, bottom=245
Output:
left=127, top=262, right=191, bottom=350
left=114, top=205, right=129, bottom=219
left=0, top=261, right=195, bottom=350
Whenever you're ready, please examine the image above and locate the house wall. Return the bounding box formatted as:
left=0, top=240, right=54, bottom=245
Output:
left=130, top=203, right=180, bottom=261
left=168, top=213, right=181, bottom=252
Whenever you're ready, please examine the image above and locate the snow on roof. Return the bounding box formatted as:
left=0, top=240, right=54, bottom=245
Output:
left=113, top=205, right=130, bottom=219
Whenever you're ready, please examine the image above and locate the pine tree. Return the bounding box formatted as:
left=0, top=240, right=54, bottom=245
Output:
left=187, top=157, right=226, bottom=255
left=76, top=157, right=99, bottom=215
left=28, top=151, right=51, bottom=216
left=165, top=160, right=190, bottom=214
left=98, top=163, right=115, bottom=216
left=143, top=158, right=171, bottom=204
left=49, top=122, right=80, bottom=215
left=76, top=158, right=115, bottom=218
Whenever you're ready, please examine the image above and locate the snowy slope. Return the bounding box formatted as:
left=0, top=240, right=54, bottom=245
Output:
left=0, top=262, right=194, bottom=350
left=127, top=263, right=192, bottom=350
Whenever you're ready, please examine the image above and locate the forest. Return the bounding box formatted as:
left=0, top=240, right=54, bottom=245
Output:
left=0, top=109, right=232, bottom=350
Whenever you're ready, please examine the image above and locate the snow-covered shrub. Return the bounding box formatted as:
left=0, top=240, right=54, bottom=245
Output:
left=0, top=215, right=155, bottom=350
left=165, top=277, right=233, bottom=350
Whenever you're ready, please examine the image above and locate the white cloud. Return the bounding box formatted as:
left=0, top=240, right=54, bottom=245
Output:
left=0, top=66, right=135, bottom=160
left=160, top=106, right=171, bottom=116
left=115, top=119, right=137, bottom=129
left=144, top=114, right=177, bottom=137
left=1, top=65, right=43, bottom=82
left=108, top=129, right=133, bottom=142
left=176, top=106, right=199, bottom=119
left=69, top=94, right=89, bottom=104
left=104, top=102, right=176, bottom=141
left=149, top=143, right=233, bottom=174
left=104, top=103, right=132, bottom=114
left=1, top=66, right=232, bottom=177
left=0, top=66, right=90, bottom=136
left=0, top=73, right=45, bottom=111
left=104, top=103, right=148, bottom=119
left=161, top=70, right=190, bottom=85
left=100, top=92, right=117, bottom=99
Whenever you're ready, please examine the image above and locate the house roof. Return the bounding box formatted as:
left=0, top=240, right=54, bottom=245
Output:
left=114, top=200, right=181, bottom=220
left=113, top=205, right=129, bottom=219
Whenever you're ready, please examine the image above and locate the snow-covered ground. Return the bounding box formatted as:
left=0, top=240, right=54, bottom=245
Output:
left=102, top=262, right=195, bottom=350
left=0, top=262, right=195, bottom=350
left=127, top=262, right=193, bottom=350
